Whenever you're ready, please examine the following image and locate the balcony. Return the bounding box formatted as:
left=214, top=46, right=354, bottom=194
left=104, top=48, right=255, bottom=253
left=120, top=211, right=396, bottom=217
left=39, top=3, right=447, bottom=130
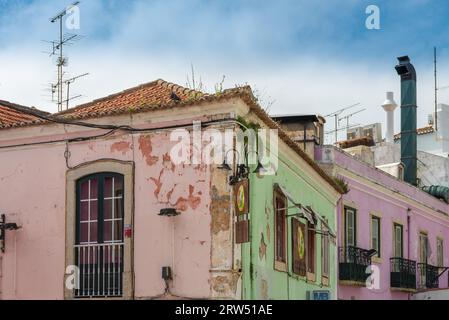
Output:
left=417, top=263, right=441, bottom=290
left=74, top=243, right=124, bottom=298
left=390, top=257, right=416, bottom=291
left=338, top=246, right=373, bottom=285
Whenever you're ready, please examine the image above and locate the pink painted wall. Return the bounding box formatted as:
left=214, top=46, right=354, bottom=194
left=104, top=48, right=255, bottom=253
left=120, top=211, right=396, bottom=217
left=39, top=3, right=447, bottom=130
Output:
left=316, top=146, right=449, bottom=300
left=0, top=128, right=213, bottom=299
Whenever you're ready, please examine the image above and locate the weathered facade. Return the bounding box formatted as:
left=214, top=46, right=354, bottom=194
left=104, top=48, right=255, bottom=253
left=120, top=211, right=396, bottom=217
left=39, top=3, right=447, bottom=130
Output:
left=0, top=80, right=341, bottom=300
left=241, top=144, right=340, bottom=300
left=237, top=113, right=341, bottom=300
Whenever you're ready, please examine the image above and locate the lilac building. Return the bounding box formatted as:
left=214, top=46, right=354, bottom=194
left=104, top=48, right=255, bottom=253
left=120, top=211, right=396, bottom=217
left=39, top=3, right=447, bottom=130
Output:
left=316, top=145, right=449, bottom=299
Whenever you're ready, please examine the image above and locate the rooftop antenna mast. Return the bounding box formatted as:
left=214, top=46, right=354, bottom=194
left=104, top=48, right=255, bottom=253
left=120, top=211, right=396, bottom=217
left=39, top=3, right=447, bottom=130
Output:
left=325, top=103, right=361, bottom=143
left=47, top=1, right=83, bottom=112
left=64, top=73, right=89, bottom=109
left=339, top=108, right=366, bottom=128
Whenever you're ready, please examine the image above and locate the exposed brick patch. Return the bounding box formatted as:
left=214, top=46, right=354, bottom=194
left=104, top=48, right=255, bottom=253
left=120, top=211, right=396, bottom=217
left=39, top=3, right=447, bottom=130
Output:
left=138, top=135, right=159, bottom=166
left=110, top=141, right=131, bottom=155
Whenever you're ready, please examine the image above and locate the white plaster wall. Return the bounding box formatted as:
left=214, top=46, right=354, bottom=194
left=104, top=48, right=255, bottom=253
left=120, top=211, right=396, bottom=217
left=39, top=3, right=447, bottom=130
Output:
left=373, top=143, right=449, bottom=187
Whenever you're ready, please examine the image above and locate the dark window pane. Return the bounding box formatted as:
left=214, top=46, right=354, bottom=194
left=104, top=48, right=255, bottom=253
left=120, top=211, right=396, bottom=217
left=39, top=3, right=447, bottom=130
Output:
left=115, top=198, right=123, bottom=219
left=90, top=178, right=98, bottom=199
left=114, top=178, right=124, bottom=198
left=80, top=181, right=89, bottom=200
left=79, top=223, right=88, bottom=243
left=104, top=220, right=112, bottom=242
left=114, top=220, right=123, bottom=241
left=80, top=202, right=89, bottom=221
left=90, top=222, right=98, bottom=243
left=104, top=177, right=113, bottom=198
left=90, top=200, right=98, bottom=221
left=103, top=220, right=123, bottom=242
left=104, top=199, right=113, bottom=220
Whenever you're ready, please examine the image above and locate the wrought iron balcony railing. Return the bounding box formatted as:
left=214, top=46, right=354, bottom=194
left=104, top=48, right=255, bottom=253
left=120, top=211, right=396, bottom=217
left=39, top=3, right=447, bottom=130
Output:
left=417, top=263, right=439, bottom=289
left=74, top=243, right=124, bottom=298
left=338, top=246, right=372, bottom=284
left=390, top=257, right=416, bottom=290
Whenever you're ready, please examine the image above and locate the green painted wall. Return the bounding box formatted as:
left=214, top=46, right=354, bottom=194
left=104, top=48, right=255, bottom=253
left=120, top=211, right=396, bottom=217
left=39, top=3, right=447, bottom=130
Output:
left=241, top=149, right=338, bottom=300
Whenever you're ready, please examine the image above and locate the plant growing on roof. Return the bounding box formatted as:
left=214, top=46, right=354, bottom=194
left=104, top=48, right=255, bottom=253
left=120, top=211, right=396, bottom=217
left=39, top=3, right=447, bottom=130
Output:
left=234, top=82, right=276, bottom=114
left=214, top=75, right=226, bottom=95
left=333, top=176, right=349, bottom=194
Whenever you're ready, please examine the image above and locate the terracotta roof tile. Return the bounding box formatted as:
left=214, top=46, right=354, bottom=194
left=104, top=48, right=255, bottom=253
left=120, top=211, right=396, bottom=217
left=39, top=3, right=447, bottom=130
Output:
left=56, top=79, right=206, bottom=120
left=0, top=79, right=344, bottom=194
left=0, top=100, right=47, bottom=129
left=394, top=125, right=434, bottom=140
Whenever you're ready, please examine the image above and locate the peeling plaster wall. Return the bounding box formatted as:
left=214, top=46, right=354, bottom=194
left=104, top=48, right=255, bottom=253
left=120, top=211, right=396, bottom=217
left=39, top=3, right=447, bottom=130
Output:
left=0, top=117, right=237, bottom=299
left=241, top=140, right=339, bottom=300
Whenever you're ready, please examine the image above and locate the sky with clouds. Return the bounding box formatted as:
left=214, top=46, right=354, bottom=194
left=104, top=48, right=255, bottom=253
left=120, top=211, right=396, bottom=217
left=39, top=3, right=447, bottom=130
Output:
left=1, top=0, right=449, bottom=141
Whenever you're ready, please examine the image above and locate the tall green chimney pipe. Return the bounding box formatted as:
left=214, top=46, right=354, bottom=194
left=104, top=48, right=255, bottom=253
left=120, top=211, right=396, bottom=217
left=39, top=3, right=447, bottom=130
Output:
left=395, top=56, right=417, bottom=186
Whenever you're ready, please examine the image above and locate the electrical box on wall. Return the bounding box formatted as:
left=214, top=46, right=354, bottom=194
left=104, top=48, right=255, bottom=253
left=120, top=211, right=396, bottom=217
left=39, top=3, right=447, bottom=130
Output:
left=162, top=266, right=172, bottom=280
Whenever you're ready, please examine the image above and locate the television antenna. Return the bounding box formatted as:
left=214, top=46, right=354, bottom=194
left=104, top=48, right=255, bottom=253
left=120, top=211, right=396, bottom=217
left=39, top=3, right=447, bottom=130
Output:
left=45, top=1, right=87, bottom=112
left=64, top=73, right=89, bottom=109
left=325, top=103, right=361, bottom=143
left=339, top=108, right=366, bottom=128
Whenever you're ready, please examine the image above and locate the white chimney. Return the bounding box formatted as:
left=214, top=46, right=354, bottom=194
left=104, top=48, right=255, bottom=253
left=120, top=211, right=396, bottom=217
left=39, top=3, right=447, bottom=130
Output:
left=382, top=92, right=398, bottom=143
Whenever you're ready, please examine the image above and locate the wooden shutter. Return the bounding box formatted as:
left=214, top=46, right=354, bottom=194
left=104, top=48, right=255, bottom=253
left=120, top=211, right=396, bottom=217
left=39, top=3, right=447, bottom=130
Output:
left=307, top=223, right=315, bottom=273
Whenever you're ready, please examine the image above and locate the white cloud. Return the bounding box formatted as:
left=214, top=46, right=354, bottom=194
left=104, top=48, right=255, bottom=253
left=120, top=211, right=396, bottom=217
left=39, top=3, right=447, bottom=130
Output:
left=0, top=0, right=447, bottom=144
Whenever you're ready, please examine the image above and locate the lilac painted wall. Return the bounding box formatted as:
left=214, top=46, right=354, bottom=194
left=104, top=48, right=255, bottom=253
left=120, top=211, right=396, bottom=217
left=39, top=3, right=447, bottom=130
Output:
left=316, top=146, right=449, bottom=300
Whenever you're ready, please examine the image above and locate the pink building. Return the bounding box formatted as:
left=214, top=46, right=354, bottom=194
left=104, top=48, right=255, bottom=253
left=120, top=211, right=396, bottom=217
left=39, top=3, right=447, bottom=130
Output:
left=0, top=81, right=242, bottom=300
left=316, top=144, right=449, bottom=300
left=0, top=80, right=341, bottom=300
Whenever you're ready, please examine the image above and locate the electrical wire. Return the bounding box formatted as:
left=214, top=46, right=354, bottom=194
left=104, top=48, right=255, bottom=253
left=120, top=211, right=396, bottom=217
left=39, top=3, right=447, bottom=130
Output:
left=0, top=119, right=238, bottom=150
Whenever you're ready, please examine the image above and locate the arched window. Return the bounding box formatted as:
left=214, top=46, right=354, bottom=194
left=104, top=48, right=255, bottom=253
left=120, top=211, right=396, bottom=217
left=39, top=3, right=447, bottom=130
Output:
left=75, top=172, right=125, bottom=297
left=76, top=173, right=124, bottom=244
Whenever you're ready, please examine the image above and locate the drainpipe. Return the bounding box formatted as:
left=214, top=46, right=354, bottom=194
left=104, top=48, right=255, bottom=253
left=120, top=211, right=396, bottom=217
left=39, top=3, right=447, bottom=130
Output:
left=407, top=208, right=411, bottom=300
left=0, top=255, right=2, bottom=299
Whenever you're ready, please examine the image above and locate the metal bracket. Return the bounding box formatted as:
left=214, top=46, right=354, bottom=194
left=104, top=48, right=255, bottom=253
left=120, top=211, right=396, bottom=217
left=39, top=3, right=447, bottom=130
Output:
left=437, top=267, right=449, bottom=279
left=0, top=214, right=5, bottom=253
left=0, top=214, right=21, bottom=253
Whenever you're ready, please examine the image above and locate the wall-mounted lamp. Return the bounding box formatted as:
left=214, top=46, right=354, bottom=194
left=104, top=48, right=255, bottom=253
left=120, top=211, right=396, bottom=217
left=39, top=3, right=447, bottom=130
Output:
left=218, top=149, right=266, bottom=185
left=0, top=214, right=21, bottom=253
left=159, top=208, right=181, bottom=217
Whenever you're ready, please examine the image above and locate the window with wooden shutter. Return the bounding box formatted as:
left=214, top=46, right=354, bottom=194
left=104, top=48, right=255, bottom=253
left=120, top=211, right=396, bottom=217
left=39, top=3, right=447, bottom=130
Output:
left=322, top=221, right=330, bottom=278
left=274, top=191, right=287, bottom=266
left=307, top=222, right=316, bottom=274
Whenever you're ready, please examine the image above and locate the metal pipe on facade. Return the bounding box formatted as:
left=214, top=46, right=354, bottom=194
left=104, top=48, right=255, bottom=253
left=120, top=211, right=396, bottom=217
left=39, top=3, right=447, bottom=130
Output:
left=395, top=56, right=418, bottom=186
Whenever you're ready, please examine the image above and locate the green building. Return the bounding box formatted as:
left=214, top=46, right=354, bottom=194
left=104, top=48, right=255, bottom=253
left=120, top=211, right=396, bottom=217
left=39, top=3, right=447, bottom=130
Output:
left=240, top=114, right=342, bottom=300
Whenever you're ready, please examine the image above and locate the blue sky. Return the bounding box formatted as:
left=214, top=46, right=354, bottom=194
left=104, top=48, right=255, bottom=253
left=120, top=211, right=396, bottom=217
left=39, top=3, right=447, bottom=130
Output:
left=1, top=0, right=449, bottom=141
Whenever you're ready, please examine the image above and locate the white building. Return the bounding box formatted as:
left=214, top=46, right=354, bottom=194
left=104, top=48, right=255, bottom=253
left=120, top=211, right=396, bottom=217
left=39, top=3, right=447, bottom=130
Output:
left=341, top=93, right=449, bottom=187
left=394, top=103, right=449, bottom=158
